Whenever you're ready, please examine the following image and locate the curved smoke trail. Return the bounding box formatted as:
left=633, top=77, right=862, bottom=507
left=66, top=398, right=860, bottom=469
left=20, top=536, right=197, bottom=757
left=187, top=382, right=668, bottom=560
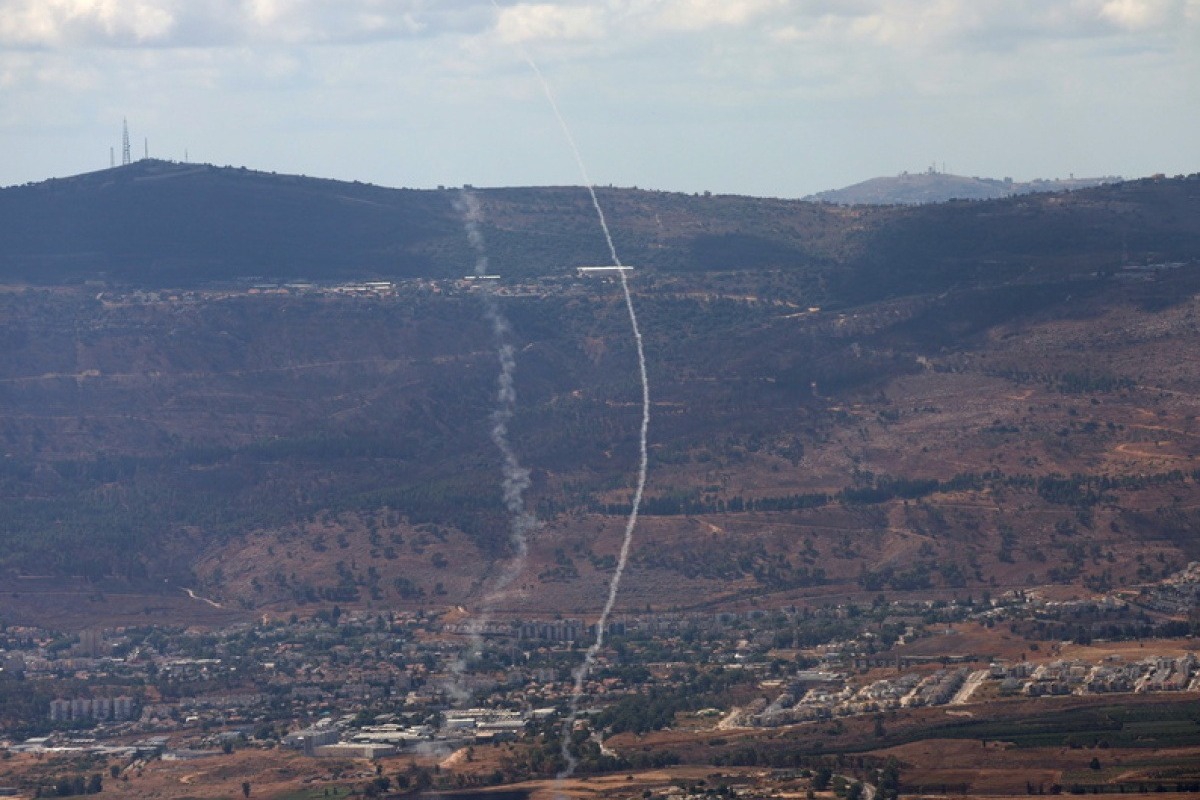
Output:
left=558, top=263, right=649, bottom=779
left=483, top=14, right=652, bottom=779
left=448, top=190, right=537, bottom=700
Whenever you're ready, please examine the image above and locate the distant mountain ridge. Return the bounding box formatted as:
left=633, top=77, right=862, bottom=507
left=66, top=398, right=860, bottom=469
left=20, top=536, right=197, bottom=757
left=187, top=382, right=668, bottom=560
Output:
left=0, top=159, right=1196, bottom=301
left=0, top=158, right=452, bottom=285
left=806, top=170, right=1121, bottom=205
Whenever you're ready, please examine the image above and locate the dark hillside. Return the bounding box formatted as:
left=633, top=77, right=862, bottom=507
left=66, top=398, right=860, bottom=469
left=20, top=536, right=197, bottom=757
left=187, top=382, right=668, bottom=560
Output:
left=836, top=176, right=1200, bottom=302
left=0, top=160, right=453, bottom=284
left=3, top=162, right=1198, bottom=301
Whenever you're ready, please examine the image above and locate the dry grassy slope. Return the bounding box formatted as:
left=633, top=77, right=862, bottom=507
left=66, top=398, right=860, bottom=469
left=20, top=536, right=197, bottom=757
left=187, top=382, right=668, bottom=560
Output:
left=182, top=273, right=1200, bottom=615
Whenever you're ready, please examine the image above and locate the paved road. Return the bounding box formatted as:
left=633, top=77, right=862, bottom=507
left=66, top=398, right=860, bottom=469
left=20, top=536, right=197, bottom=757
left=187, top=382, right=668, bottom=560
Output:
left=950, top=668, right=989, bottom=705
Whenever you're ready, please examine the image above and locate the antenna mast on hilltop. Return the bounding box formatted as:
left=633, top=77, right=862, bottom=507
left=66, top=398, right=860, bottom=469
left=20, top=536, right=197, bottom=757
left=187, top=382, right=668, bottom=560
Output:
left=122, top=118, right=131, bottom=166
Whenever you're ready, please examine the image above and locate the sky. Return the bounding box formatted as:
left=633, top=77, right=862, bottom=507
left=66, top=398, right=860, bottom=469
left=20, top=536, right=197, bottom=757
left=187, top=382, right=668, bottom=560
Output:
left=1, top=0, right=1197, bottom=198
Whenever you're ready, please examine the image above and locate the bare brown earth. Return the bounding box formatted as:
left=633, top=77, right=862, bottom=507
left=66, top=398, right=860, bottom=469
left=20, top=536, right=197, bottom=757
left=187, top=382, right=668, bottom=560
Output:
left=0, top=748, right=366, bottom=800
left=0, top=746, right=763, bottom=800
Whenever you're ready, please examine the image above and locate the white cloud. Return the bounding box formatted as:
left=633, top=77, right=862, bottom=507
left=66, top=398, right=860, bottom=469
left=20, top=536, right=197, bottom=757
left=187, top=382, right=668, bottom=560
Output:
left=649, top=0, right=787, bottom=31
left=0, top=0, right=474, bottom=48
left=760, top=0, right=1190, bottom=51
left=495, top=3, right=603, bottom=44
left=1, top=0, right=1188, bottom=52
left=235, top=0, right=431, bottom=45
left=0, top=0, right=176, bottom=46
left=1093, top=0, right=1177, bottom=29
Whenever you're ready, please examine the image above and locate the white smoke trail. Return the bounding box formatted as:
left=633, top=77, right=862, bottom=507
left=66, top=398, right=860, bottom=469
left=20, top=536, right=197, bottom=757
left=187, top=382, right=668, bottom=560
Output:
left=460, top=191, right=537, bottom=582
left=558, top=262, right=649, bottom=780
left=447, top=190, right=537, bottom=701
left=483, top=6, right=652, bottom=779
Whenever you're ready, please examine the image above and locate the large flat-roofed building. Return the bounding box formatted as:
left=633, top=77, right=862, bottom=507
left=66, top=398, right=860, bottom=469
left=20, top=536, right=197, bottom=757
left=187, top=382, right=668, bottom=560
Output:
left=313, top=743, right=395, bottom=759
left=284, top=726, right=340, bottom=753
left=576, top=266, right=634, bottom=277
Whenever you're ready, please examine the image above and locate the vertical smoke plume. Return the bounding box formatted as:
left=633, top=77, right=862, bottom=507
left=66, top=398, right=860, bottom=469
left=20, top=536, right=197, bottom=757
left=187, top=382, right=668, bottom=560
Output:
left=482, top=12, right=652, bottom=779
left=448, top=190, right=537, bottom=698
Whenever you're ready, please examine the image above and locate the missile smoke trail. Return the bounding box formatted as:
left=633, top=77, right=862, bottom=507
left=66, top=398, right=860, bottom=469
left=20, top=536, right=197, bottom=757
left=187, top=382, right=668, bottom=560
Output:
left=447, top=190, right=537, bottom=698
left=485, top=3, right=652, bottom=779
left=557, top=258, right=649, bottom=780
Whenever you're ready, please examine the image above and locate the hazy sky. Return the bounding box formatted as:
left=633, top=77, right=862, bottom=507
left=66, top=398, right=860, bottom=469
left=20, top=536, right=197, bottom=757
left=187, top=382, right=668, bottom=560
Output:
left=1, top=0, right=1197, bottom=197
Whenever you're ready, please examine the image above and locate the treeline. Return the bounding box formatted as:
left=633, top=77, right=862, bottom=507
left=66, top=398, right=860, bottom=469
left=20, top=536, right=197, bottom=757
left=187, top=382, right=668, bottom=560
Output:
left=594, top=491, right=829, bottom=516
left=594, top=473, right=984, bottom=516
left=635, top=539, right=828, bottom=587
left=1033, top=470, right=1196, bottom=506
left=859, top=557, right=974, bottom=591
left=710, top=747, right=897, bottom=775
left=890, top=701, right=1200, bottom=750
left=1051, top=781, right=1200, bottom=794
left=32, top=774, right=103, bottom=797
left=989, top=368, right=1136, bottom=395
left=0, top=679, right=53, bottom=740
left=592, top=668, right=751, bottom=734
left=1010, top=617, right=1200, bottom=645
left=597, top=467, right=1200, bottom=518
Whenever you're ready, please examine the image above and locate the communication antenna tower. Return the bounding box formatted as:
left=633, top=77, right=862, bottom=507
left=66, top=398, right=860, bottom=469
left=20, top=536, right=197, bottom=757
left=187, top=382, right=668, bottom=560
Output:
left=121, top=118, right=131, bottom=166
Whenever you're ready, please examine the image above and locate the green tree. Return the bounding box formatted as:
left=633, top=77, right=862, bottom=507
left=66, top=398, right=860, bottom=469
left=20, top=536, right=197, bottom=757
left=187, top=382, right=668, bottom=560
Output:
left=877, top=756, right=902, bottom=800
